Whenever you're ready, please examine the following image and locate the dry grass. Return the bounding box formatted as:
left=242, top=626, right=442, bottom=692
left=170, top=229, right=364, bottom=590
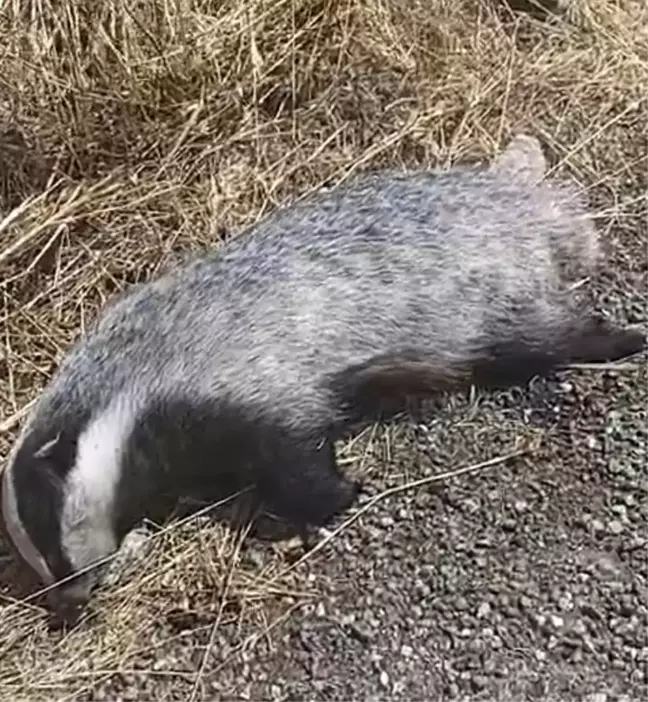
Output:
left=0, top=0, right=646, bottom=699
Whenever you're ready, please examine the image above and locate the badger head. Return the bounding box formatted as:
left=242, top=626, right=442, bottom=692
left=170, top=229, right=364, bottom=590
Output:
left=1, top=396, right=136, bottom=622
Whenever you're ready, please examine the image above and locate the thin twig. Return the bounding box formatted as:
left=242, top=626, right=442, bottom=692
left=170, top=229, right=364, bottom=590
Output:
left=0, top=401, right=35, bottom=434
left=272, top=449, right=529, bottom=581
left=566, top=362, right=644, bottom=372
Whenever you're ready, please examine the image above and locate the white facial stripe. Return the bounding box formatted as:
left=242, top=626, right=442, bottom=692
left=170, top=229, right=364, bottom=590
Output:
left=1, top=461, right=55, bottom=585
left=60, top=395, right=138, bottom=572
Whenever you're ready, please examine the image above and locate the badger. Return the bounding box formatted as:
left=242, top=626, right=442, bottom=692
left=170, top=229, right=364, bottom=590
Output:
left=1, top=134, right=644, bottom=621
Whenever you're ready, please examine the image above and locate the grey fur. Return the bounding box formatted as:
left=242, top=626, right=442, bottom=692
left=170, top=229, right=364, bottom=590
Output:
left=1, top=134, right=644, bottom=618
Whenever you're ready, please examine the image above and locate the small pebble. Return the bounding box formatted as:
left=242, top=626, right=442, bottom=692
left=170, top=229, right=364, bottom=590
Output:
left=477, top=602, right=491, bottom=619
left=608, top=520, right=624, bottom=535
left=470, top=674, right=488, bottom=691
left=549, top=614, right=564, bottom=629
left=591, top=519, right=605, bottom=534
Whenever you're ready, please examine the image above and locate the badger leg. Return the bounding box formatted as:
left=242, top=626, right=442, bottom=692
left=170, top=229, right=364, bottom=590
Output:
left=257, top=433, right=361, bottom=548
left=328, top=348, right=558, bottom=411
left=561, top=315, right=646, bottom=364
left=469, top=342, right=564, bottom=388
left=327, top=322, right=645, bottom=417
left=464, top=318, right=645, bottom=386
left=328, top=351, right=471, bottom=423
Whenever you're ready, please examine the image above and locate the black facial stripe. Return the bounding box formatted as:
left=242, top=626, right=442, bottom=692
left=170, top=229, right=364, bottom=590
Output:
left=11, top=429, right=80, bottom=581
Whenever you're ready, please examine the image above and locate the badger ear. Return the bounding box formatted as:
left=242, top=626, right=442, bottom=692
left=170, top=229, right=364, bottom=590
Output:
left=489, top=134, right=547, bottom=185
left=33, top=433, right=61, bottom=459
left=30, top=433, right=69, bottom=493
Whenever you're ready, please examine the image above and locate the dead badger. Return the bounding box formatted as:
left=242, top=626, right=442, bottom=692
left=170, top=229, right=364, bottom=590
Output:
left=1, top=135, right=644, bottom=619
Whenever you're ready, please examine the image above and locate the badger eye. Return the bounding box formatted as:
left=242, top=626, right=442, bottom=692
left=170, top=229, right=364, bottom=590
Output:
left=43, top=551, right=72, bottom=583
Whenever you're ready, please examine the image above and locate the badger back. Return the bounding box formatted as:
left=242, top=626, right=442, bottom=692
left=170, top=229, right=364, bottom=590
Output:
left=74, top=132, right=604, bottom=413
left=215, top=135, right=598, bottom=365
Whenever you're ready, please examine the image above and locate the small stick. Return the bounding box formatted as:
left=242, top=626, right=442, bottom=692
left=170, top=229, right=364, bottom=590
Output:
left=0, top=401, right=35, bottom=434
left=272, top=449, right=529, bottom=581
left=566, top=362, right=642, bottom=372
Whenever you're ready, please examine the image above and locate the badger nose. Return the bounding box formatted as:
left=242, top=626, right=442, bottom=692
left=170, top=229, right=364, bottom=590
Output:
left=46, top=583, right=91, bottom=625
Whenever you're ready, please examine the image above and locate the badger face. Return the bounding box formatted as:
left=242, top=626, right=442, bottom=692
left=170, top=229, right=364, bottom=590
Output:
left=1, top=397, right=135, bottom=620
left=1, top=431, right=75, bottom=587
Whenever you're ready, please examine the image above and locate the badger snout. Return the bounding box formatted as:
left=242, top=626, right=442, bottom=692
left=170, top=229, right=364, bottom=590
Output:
left=46, top=578, right=93, bottom=625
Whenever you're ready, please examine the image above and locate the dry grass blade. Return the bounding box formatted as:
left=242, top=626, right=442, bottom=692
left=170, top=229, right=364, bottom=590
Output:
left=0, top=400, right=35, bottom=433
left=188, top=523, right=250, bottom=702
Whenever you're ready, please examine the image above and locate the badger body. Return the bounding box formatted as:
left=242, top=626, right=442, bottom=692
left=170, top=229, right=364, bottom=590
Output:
left=1, top=135, right=644, bottom=617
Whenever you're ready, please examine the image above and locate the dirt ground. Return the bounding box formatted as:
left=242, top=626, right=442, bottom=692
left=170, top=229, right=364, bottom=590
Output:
left=0, top=1, right=646, bottom=701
